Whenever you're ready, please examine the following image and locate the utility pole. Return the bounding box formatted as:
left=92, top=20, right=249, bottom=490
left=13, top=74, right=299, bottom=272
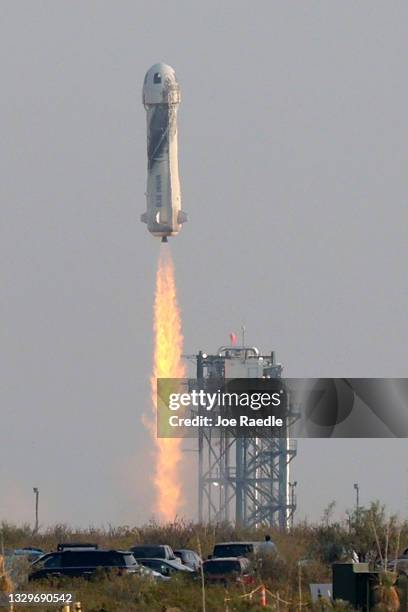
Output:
left=353, top=483, right=360, bottom=520
left=33, top=487, right=39, bottom=533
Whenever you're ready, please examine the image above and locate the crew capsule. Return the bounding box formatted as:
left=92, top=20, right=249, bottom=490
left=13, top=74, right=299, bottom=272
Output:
left=141, top=63, right=187, bottom=242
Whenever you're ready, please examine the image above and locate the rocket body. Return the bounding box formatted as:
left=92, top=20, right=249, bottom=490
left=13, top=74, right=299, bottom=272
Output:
left=141, top=63, right=187, bottom=241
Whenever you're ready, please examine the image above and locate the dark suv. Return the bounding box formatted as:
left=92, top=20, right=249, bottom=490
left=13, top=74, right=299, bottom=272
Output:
left=29, top=549, right=139, bottom=581
left=212, top=542, right=266, bottom=558
left=202, top=557, right=255, bottom=585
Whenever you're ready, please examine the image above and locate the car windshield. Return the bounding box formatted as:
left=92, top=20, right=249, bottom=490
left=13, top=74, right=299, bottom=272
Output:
left=204, top=560, right=241, bottom=575
left=32, top=554, right=61, bottom=570
left=132, top=546, right=165, bottom=559
left=213, top=544, right=252, bottom=557
left=123, top=553, right=138, bottom=567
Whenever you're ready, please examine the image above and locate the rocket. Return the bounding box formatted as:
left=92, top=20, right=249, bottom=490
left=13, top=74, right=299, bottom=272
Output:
left=141, top=63, right=187, bottom=242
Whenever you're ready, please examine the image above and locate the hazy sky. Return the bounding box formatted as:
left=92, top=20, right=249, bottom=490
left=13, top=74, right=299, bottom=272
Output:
left=1, top=1, right=407, bottom=528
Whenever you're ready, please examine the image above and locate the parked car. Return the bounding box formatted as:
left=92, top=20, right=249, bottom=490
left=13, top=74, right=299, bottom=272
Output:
left=212, top=541, right=275, bottom=559
left=174, top=549, right=202, bottom=571
left=386, top=547, right=408, bottom=575
left=135, top=558, right=194, bottom=578
left=5, top=548, right=45, bottom=587
left=202, top=557, right=255, bottom=585
left=29, top=549, right=139, bottom=581
left=388, top=557, right=408, bottom=576
left=130, top=544, right=178, bottom=562
left=7, top=547, right=44, bottom=562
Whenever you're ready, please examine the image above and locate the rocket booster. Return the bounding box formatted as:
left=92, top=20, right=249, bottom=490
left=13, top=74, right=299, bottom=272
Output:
left=141, top=63, right=187, bottom=242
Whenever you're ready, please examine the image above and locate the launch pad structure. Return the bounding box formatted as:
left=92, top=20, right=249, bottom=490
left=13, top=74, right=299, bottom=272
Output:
left=188, top=346, right=297, bottom=530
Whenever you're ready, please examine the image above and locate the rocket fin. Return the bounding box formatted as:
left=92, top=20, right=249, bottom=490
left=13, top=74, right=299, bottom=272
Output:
left=140, top=212, right=148, bottom=224
left=177, top=211, right=188, bottom=224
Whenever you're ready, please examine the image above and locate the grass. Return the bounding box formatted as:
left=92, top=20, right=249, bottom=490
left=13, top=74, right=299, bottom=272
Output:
left=0, top=502, right=407, bottom=611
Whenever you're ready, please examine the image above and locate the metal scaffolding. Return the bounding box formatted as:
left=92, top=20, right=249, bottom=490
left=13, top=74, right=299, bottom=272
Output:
left=192, top=346, right=297, bottom=529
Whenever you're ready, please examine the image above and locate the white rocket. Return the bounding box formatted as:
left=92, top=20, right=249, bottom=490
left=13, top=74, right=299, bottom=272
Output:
left=141, top=63, right=187, bottom=242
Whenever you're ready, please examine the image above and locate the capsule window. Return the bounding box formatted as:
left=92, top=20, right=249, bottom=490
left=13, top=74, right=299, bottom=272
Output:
left=153, top=73, right=161, bottom=84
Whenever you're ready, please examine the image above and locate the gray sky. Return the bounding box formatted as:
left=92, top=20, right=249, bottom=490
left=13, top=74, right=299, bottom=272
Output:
left=0, top=1, right=407, bottom=527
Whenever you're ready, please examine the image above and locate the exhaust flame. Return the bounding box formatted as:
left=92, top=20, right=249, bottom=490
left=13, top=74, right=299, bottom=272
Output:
left=150, top=247, right=185, bottom=520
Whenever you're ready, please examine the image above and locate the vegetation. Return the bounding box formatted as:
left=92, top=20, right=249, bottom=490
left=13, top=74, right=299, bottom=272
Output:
left=0, top=502, right=407, bottom=611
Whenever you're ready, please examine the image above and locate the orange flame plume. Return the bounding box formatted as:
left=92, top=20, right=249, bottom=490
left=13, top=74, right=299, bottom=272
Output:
left=150, top=247, right=185, bottom=520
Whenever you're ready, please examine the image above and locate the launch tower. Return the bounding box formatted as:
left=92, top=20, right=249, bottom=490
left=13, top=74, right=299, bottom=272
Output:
left=193, top=346, right=298, bottom=529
